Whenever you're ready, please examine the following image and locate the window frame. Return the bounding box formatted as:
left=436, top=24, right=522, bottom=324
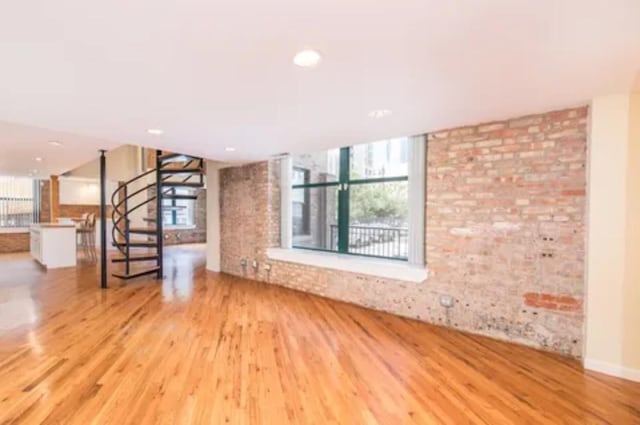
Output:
left=291, top=146, right=410, bottom=261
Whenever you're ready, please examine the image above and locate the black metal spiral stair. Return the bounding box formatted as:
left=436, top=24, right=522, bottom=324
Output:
left=110, top=150, right=204, bottom=280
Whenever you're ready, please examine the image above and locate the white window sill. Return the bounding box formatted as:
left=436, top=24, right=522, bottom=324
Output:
left=266, top=248, right=429, bottom=283
left=0, top=227, right=30, bottom=234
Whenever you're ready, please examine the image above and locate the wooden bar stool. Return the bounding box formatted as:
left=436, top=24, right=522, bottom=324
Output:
left=77, top=213, right=97, bottom=262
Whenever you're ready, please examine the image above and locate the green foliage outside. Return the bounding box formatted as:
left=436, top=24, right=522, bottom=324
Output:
left=350, top=181, right=408, bottom=223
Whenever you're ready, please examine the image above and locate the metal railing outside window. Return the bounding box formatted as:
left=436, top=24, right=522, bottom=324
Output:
left=0, top=177, right=41, bottom=227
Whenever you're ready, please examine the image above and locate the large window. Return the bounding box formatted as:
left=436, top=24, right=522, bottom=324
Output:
left=0, top=177, right=41, bottom=227
left=162, top=188, right=196, bottom=228
left=292, top=138, right=409, bottom=260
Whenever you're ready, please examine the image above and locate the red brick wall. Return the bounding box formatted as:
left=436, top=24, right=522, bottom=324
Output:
left=0, top=233, right=30, bottom=253
left=219, top=106, right=588, bottom=357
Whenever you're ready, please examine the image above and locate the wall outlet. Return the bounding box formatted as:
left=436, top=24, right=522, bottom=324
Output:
left=439, top=294, right=455, bottom=308
left=264, top=263, right=272, bottom=271
left=240, top=259, right=247, bottom=267
left=252, top=260, right=259, bottom=269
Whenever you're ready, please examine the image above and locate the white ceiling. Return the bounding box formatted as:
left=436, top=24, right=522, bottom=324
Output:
left=0, top=0, right=639, bottom=175
left=0, top=121, right=119, bottom=177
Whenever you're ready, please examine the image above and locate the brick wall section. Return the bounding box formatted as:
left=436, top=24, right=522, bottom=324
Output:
left=0, top=233, right=30, bottom=253
left=219, top=106, right=588, bottom=357
left=40, top=180, right=51, bottom=223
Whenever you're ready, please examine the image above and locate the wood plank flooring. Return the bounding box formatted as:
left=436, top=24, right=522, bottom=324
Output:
left=0, top=245, right=638, bottom=424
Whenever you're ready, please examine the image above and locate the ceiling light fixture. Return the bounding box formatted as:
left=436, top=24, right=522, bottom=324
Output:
left=225, top=147, right=236, bottom=152
left=147, top=128, right=164, bottom=135
left=31, top=169, right=39, bottom=174
left=293, top=49, right=322, bottom=68
left=48, top=141, right=63, bottom=147
left=35, top=157, right=43, bottom=162
left=368, top=109, right=393, bottom=119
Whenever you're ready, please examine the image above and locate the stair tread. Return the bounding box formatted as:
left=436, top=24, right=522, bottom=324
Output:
left=161, top=181, right=204, bottom=187
left=158, top=153, right=197, bottom=162
left=112, top=254, right=159, bottom=263
left=162, top=194, right=198, bottom=200
left=112, top=267, right=160, bottom=280
left=112, top=241, right=158, bottom=247
left=129, top=227, right=157, bottom=234
left=159, top=167, right=203, bottom=174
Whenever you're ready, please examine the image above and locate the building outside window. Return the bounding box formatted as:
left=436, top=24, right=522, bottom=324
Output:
left=0, top=177, right=41, bottom=227
left=291, top=138, right=410, bottom=260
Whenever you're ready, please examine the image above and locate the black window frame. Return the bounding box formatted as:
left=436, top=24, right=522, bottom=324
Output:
left=292, top=145, right=409, bottom=261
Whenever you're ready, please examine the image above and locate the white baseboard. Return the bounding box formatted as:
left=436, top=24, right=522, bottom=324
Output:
left=584, top=358, right=640, bottom=382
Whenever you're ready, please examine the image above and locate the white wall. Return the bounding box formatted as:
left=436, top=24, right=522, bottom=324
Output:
left=59, top=177, right=118, bottom=205
left=585, top=93, right=640, bottom=381
left=65, top=145, right=141, bottom=182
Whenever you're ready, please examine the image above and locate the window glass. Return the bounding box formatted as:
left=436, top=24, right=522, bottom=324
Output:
left=290, top=138, right=410, bottom=260
left=292, top=149, right=340, bottom=184
left=162, top=188, right=196, bottom=228
left=350, top=138, right=409, bottom=179
left=348, top=181, right=408, bottom=259
left=292, top=186, right=338, bottom=251
left=0, top=177, right=39, bottom=227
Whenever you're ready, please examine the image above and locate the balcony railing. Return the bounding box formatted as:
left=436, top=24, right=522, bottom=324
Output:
left=330, top=224, right=408, bottom=259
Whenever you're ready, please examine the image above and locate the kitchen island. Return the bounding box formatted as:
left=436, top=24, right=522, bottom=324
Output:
left=30, top=223, right=77, bottom=268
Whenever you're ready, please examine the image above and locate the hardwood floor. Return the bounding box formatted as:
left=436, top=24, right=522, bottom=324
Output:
left=0, top=245, right=638, bottom=424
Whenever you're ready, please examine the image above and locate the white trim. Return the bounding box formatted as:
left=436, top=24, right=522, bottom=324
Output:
left=584, top=358, right=640, bottom=382
left=267, top=247, right=429, bottom=282
left=280, top=156, right=292, bottom=249
left=408, top=135, right=426, bottom=265
left=0, top=227, right=30, bottom=234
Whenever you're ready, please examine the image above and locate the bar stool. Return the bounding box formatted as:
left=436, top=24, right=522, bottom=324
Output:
left=77, top=213, right=97, bottom=262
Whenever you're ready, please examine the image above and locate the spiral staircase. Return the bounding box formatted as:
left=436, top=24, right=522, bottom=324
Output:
left=110, top=150, right=204, bottom=280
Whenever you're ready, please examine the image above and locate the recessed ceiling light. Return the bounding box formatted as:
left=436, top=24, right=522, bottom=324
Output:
left=31, top=169, right=39, bottom=174
left=49, top=141, right=63, bottom=147
left=368, top=109, right=393, bottom=119
left=35, top=157, right=43, bottom=162
left=293, top=49, right=322, bottom=68
left=225, top=147, right=236, bottom=152
left=147, top=128, right=164, bottom=135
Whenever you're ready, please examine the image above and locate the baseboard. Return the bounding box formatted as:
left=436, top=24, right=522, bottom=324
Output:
left=584, top=358, right=640, bottom=382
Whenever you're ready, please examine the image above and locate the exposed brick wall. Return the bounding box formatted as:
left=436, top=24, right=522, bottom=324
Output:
left=219, top=106, right=588, bottom=357
left=0, top=233, right=30, bottom=253
left=40, top=180, right=51, bottom=223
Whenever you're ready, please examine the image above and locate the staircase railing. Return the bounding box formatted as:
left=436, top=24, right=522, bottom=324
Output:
left=109, top=151, right=204, bottom=280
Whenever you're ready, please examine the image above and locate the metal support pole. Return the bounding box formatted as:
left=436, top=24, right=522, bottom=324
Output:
left=99, top=150, right=108, bottom=289
left=155, top=150, right=163, bottom=279
left=124, top=185, right=130, bottom=275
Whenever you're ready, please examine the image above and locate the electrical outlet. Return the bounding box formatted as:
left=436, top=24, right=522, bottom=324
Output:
left=439, top=295, right=454, bottom=308
left=264, top=264, right=272, bottom=271
left=240, top=259, right=247, bottom=266
left=252, top=260, right=259, bottom=269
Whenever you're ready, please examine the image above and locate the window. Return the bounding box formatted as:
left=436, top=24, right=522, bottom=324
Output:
left=162, top=188, right=196, bottom=228
left=291, top=138, right=411, bottom=260
left=0, top=177, right=41, bottom=227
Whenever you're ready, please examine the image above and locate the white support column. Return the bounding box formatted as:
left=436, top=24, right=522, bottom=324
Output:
left=408, top=135, right=426, bottom=266
left=206, top=161, right=221, bottom=272
left=280, top=156, right=292, bottom=249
